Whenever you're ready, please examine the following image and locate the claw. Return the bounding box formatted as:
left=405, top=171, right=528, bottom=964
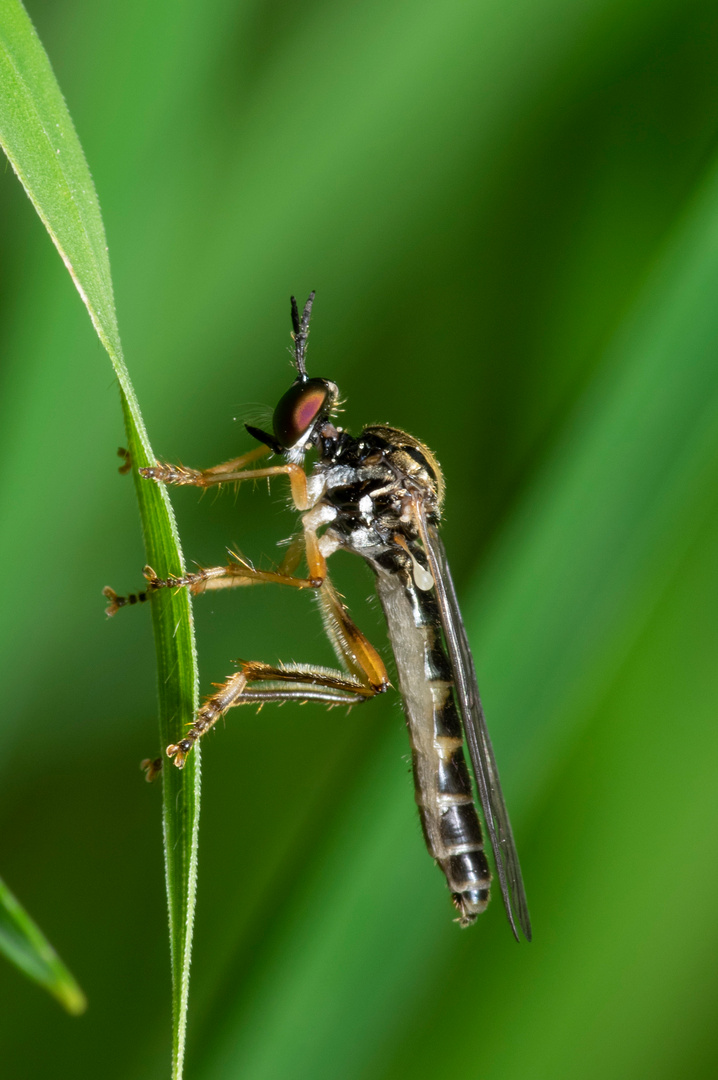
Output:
left=102, top=583, right=148, bottom=615
left=117, top=447, right=132, bottom=474
left=141, top=757, right=163, bottom=782
left=166, top=738, right=193, bottom=768
left=103, top=586, right=123, bottom=617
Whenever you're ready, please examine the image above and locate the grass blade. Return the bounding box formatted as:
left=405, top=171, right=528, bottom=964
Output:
left=0, top=875, right=86, bottom=1015
left=0, top=2, right=199, bottom=1074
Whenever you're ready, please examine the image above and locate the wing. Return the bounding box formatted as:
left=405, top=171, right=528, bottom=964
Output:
left=416, top=505, right=532, bottom=942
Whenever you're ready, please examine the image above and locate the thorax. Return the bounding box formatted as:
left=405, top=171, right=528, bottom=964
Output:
left=308, top=425, right=444, bottom=558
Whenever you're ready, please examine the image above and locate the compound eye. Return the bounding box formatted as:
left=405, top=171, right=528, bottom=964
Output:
left=272, top=378, right=334, bottom=448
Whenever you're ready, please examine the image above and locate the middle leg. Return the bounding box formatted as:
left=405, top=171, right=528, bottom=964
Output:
left=104, top=535, right=321, bottom=616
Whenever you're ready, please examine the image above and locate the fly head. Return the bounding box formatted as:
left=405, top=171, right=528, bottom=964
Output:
left=246, top=292, right=340, bottom=460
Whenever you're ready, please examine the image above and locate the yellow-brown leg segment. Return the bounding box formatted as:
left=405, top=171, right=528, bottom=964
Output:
left=104, top=530, right=323, bottom=615
left=315, top=578, right=389, bottom=689
left=167, top=661, right=384, bottom=767
left=140, top=451, right=313, bottom=511
left=276, top=532, right=305, bottom=576
left=167, top=576, right=389, bottom=767
left=139, top=444, right=270, bottom=486
left=140, top=448, right=330, bottom=584
left=143, top=549, right=325, bottom=596
left=207, top=528, right=326, bottom=591
left=104, top=562, right=320, bottom=615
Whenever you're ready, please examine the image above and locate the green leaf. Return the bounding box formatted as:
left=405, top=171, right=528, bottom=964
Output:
left=0, top=2, right=199, bottom=1074
left=0, top=875, right=86, bottom=1015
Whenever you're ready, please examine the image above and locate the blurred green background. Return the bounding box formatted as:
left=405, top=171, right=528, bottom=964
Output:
left=2, top=0, right=718, bottom=1076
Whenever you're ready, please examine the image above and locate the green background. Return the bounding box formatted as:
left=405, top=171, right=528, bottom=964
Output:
left=2, top=0, right=718, bottom=1077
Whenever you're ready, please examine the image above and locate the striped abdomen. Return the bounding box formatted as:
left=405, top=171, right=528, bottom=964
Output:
left=371, top=553, right=491, bottom=926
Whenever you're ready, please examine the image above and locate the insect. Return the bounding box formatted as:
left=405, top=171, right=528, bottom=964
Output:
left=106, top=293, right=531, bottom=938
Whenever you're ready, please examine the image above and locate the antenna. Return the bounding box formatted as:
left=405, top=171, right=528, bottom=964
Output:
left=290, top=291, right=315, bottom=379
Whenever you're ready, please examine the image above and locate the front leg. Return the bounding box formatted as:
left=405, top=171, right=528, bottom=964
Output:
left=140, top=444, right=269, bottom=486
left=140, top=449, right=314, bottom=512
left=106, top=466, right=330, bottom=616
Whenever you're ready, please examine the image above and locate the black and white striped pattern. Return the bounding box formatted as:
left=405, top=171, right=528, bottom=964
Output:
left=371, top=547, right=491, bottom=926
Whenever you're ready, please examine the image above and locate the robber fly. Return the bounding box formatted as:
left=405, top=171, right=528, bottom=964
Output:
left=105, top=294, right=531, bottom=938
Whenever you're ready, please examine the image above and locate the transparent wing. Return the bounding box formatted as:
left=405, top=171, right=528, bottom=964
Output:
left=416, top=506, right=532, bottom=942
